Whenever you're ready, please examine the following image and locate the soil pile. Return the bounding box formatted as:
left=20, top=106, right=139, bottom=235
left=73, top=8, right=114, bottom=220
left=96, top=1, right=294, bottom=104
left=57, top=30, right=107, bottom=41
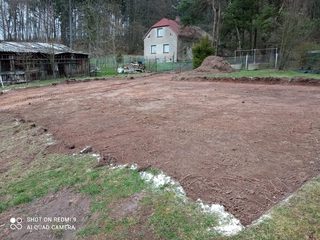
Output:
left=193, top=56, right=238, bottom=74
left=172, top=56, right=238, bottom=80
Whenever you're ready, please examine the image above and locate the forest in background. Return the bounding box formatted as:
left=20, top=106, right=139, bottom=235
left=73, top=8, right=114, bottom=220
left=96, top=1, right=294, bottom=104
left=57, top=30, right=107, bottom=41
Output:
left=0, top=0, right=320, bottom=69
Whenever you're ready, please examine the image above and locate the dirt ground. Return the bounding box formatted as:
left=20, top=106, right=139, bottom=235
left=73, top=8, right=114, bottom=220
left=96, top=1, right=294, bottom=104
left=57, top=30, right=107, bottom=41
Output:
left=0, top=189, right=91, bottom=240
left=1, top=73, right=320, bottom=226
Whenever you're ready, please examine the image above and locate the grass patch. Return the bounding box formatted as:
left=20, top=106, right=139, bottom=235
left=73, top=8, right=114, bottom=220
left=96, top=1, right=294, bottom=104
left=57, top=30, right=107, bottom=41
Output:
left=78, top=188, right=220, bottom=240
left=2, top=68, right=319, bottom=92
left=208, top=69, right=320, bottom=79
left=143, top=191, right=219, bottom=240
left=0, top=76, right=105, bottom=92
left=76, top=225, right=100, bottom=237
left=0, top=153, right=97, bottom=212
left=227, top=175, right=320, bottom=240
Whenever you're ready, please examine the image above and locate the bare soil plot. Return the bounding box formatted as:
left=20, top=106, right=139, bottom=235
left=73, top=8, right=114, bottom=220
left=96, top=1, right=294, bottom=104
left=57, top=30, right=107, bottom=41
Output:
left=1, top=73, right=320, bottom=226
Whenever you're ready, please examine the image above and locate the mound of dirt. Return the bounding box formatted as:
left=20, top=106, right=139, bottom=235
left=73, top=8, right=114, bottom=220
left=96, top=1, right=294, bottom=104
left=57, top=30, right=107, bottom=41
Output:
left=172, top=56, right=238, bottom=81
left=193, top=56, right=238, bottom=74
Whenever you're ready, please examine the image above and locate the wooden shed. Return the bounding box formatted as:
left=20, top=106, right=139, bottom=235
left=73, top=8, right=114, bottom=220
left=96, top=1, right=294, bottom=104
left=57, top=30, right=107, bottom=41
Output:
left=0, top=42, right=89, bottom=85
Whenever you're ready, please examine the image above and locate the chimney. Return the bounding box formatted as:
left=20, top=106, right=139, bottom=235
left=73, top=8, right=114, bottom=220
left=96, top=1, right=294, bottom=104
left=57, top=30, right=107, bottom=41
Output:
left=175, top=16, right=180, bottom=23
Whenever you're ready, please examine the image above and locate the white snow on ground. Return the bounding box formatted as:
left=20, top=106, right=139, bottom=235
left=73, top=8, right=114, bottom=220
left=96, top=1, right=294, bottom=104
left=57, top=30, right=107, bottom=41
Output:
left=251, top=214, right=272, bottom=226
left=91, top=153, right=100, bottom=159
left=70, top=150, right=245, bottom=237
left=139, top=170, right=244, bottom=236
left=196, top=199, right=244, bottom=236
left=1, top=89, right=11, bottom=93
left=82, top=157, right=244, bottom=236
left=139, top=171, right=186, bottom=197
left=45, top=133, right=55, bottom=146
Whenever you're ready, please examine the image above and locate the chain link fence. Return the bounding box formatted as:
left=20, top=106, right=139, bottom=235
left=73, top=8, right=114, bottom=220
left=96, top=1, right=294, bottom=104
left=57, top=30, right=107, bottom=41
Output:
left=222, top=48, right=279, bottom=70
left=91, top=55, right=193, bottom=75
left=91, top=50, right=279, bottom=76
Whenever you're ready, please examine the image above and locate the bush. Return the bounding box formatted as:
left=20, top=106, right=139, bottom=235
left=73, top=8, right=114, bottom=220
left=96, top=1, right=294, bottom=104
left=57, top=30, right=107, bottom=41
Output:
left=116, top=53, right=123, bottom=63
left=192, top=35, right=215, bottom=69
left=295, top=42, right=320, bottom=69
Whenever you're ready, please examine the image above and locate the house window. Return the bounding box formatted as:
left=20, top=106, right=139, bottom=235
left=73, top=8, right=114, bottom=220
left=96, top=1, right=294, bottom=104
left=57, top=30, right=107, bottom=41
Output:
left=151, top=45, right=156, bottom=54
left=163, top=44, right=169, bottom=53
left=157, top=28, right=163, bottom=37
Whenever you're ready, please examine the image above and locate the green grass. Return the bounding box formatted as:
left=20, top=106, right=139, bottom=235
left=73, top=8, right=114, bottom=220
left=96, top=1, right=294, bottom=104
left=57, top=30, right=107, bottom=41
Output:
left=142, top=191, right=219, bottom=240
left=2, top=68, right=319, bottom=93
left=227, top=175, right=320, bottom=240
left=0, top=153, right=96, bottom=212
left=2, top=76, right=89, bottom=91
left=208, top=69, right=320, bottom=79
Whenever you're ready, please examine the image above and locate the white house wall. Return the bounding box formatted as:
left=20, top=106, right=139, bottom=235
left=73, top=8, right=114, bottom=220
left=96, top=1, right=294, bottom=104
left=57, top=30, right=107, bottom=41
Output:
left=177, top=37, right=194, bottom=61
left=144, top=26, right=178, bottom=62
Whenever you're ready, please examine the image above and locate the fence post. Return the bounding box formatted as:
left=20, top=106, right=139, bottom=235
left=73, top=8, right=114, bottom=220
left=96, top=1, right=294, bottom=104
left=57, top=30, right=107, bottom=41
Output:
left=246, top=54, right=249, bottom=69
left=0, top=76, right=4, bottom=88
left=172, top=55, right=174, bottom=71
left=275, top=48, right=278, bottom=69
left=155, top=56, right=157, bottom=72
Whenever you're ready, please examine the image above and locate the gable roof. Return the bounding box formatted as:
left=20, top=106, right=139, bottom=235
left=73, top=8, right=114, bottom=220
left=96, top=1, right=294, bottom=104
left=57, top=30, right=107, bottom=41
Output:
left=151, top=18, right=181, bottom=35
left=143, top=18, right=208, bottom=40
left=0, top=41, right=88, bottom=55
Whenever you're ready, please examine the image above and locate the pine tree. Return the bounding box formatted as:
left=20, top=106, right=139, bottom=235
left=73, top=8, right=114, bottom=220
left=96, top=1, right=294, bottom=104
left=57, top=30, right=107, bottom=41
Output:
left=192, top=35, right=215, bottom=69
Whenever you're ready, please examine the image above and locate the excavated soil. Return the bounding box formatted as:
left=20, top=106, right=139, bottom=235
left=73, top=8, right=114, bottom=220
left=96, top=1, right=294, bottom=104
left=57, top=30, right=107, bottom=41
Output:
left=192, top=56, right=238, bottom=74
left=1, top=73, right=320, bottom=226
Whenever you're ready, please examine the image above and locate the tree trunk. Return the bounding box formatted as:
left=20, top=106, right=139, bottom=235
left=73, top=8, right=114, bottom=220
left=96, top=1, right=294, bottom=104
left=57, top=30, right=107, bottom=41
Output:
left=211, top=0, right=216, bottom=47
left=215, top=2, right=221, bottom=55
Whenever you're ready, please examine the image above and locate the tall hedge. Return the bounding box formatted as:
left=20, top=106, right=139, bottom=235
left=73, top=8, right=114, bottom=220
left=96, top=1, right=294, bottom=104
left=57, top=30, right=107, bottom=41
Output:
left=192, top=35, right=215, bottom=69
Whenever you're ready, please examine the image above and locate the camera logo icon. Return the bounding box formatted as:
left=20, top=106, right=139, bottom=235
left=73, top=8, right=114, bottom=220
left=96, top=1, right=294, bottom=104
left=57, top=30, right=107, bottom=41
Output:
left=10, top=217, right=23, bottom=230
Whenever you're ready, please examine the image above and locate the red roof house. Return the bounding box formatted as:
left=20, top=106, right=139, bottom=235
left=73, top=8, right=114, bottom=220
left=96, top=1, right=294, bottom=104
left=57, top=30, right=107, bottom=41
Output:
left=143, top=18, right=210, bottom=62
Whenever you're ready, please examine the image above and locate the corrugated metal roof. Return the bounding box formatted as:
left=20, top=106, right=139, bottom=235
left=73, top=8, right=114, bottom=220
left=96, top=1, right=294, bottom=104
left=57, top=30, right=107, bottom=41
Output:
left=0, top=41, right=88, bottom=55
left=307, top=50, right=320, bottom=54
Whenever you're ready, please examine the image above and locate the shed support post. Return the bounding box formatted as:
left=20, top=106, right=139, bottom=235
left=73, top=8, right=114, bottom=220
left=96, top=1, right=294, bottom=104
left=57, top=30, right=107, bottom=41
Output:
left=0, top=76, right=4, bottom=88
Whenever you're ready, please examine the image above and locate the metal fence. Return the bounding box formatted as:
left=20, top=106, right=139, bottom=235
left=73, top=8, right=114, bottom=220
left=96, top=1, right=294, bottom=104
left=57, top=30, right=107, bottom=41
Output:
left=91, top=55, right=193, bottom=75
left=222, top=48, right=279, bottom=70
left=143, top=57, right=193, bottom=72
left=92, top=49, right=279, bottom=75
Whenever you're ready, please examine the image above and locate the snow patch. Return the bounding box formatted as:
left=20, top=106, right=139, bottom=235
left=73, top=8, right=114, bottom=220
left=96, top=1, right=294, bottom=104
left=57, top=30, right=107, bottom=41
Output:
left=111, top=165, right=127, bottom=170
left=83, top=161, right=244, bottom=237
left=109, top=164, right=137, bottom=170
left=251, top=214, right=272, bottom=226
left=45, top=133, right=55, bottom=146
left=196, top=199, right=244, bottom=236
left=139, top=170, right=243, bottom=236
left=139, top=171, right=186, bottom=197
left=91, top=153, right=100, bottom=159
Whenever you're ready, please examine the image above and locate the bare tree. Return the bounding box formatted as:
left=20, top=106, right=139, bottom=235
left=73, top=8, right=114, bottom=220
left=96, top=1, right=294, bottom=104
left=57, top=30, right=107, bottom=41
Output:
left=276, top=0, right=317, bottom=69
